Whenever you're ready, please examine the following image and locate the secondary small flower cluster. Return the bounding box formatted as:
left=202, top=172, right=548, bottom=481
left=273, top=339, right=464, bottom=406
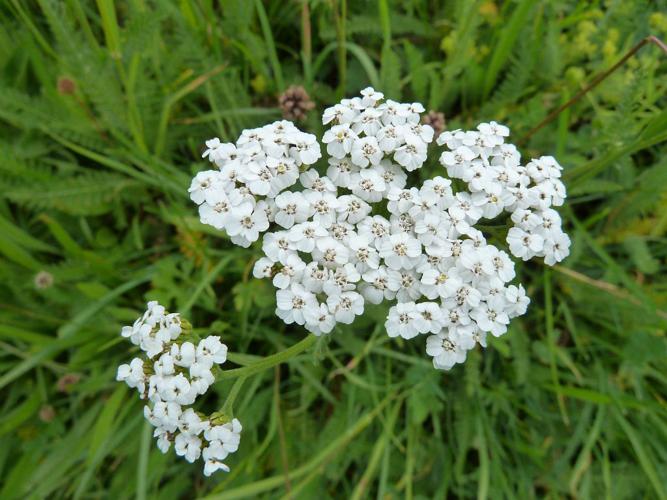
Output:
left=190, top=121, right=321, bottom=247
left=116, top=302, right=242, bottom=476
left=437, top=125, right=570, bottom=265
left=189, top=88, right=571, bottom=371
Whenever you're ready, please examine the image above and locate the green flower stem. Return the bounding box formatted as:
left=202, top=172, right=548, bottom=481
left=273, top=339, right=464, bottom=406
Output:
left=220, top=376, right=247, bottom=418
left=217, top=335, right=317, bottom=381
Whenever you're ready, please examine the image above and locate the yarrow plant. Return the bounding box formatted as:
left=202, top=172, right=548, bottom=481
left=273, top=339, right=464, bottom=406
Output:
left=190, top=87, right=570, bottom=370
left=116, top=302, right=242, bottom=476
left=117, top=87, right=571, bottom=477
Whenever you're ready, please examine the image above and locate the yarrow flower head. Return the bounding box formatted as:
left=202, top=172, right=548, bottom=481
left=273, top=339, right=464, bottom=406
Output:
left=191, top=121, right=322, bottom=247
left=116, top=302, right=241, bottom=476
left=190, top=88, right=570, bottom=372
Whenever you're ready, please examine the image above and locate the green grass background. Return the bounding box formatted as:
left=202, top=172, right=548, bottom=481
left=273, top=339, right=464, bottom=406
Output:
left=1, top=0, right=666, bottom=498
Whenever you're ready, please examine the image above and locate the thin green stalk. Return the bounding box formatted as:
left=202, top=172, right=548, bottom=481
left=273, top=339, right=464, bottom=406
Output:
left=154, top=65, right=226, bottom=157
left=136, top=421, right=151, bottom=500
left=254, top=0, right=284, bottom=91
left=221, top=376, right=247, bottom=417
left=476, top=414, right=489, bottom=500
left=180, top=254, right=236, bottom=314
left=544, top=267, right=570, bottom=425
left=350, top=400, right=401, bottom=500
left=334, top=0, right=347, bottom=98
left=204, top=391, right=402, bottom=499
left=301, top=0, right=313, bottom=87
left=217, top=335, right=317, bottom=381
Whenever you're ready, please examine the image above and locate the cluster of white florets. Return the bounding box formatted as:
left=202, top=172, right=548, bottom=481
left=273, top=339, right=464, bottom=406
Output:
left=116, top=302, right=241, bottom=476
left=190, top=121, right=321, bottom=247
left=246, top=89, right=436, bottom=337
left=189, top=88, right=570, bottom=371
left=437, top=125, right=570, bottom=266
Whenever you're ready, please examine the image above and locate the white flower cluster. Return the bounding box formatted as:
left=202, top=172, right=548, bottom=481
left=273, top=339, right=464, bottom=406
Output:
left=437, top=124, right=570, bottom=265
left=190, top=88, right=570, bottom=372
left=248, top=89, right=436, bottom=337
left=116, top=302, right=242, bottom=476
left=190, top=121, right=321, bottom=247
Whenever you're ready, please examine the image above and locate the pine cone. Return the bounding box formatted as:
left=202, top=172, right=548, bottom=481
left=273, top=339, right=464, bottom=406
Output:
left=279, top=85, right=315, bottom=121
left=422, top=110, right=446, bottom=138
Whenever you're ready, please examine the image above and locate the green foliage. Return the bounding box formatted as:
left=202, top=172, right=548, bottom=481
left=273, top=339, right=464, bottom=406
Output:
left=0, top=0, right=666, bottom=498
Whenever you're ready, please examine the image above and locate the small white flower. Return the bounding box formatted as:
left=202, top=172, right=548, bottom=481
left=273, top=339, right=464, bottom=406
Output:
left=426, top=333, right=468, bottom=370
left=457, top=246, right=495, bottom=281
left=415, top=302, right=444, bottom=334
left=276, top=284, right=317, bottom=325
left=348, top=234, right=380, bottom=272
left=323, top=263, right=360, bottom=295
left=304, top=190, right=338, bottom=228
left=175, top=433, right=203, bottom=463
left=172, top=342, right=196, bottom=368
left=225, top=203, right=270, bottom=246
left=163, top=374, right=196, bottom=405
left=336, top=195, right=371, bottom=225
left=323, top=103, right=357, bottom=125
left=189, top=362, right=215, bottom=394
left=471, top=297, right=510, bottom=337
left=270, top=253, right=305, bottom=289
left=353, top=107, right=384, bottom=136
left=543, top=230, right=571, bottom=265
left=116, top=357, right=146, bottom=392
left=351, top=169, right=386, bottom=203
left=267, top=156, right=299, bottom=193
left=376, top=124, right=402, bottom=153
left=420, top=265, right=462, bottom=299
left=478, top=121, right=510, bottom=139
left=379, top=233, right=421, bottom=270
left=178, top=408, right=210, bottom=436
left=385, top=302, right=420, bottom=339
left=313, top=236, right=350, bottom=268
left=351, top=136, right=383, bottom=167
left=245, top=163, right=273, bottom=196
left=154, top=427, right=172, bottom=453
left=387, top=186, right=418, bottom=214
left=153, top=401, right=182, bottom=432
left=197, top=336, right=228, bottom=365
left=304, top=303, right=336, bottom=335
left=326, top=291, right=364, bottom=324
left=154, top=353, right=175, bottom=376
left=300, top=169, right=336, bottom=193
left=253, top=256, right=276, bottom=279
left=526, top=156, right=562, bottom=182
left=327, top=157, right=359, bottom=187
left=394, top=137, right=427, bottom=171
left=188, top=170, right=223, bottom=205
left=323, top=124, right=358, bottom=159
left=275, top=191, right=311, bottom=229
left=505, top=284, right=530, bottom=316
left=387, top=269, right=421, bottom=302
left=439, top=146, right=476, bottom=177
left=202, top=137, right=222, bottom=160
left=360, top=86, right=384, bottom=107
left=289, top=133, right=321, bottom=165
left=374, top=161, right=407, bottom=194
left=507, top=227, right=544, bottom=260
left=360, top=266, right=393, bottom=304
left=288, top=222, right=328, bottom=253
